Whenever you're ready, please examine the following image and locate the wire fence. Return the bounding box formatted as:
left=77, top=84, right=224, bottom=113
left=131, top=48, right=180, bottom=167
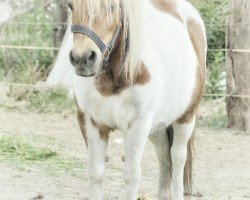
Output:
left=1, top=19, right=250, bottom=99
left=1, top=45, right=250, bottom=54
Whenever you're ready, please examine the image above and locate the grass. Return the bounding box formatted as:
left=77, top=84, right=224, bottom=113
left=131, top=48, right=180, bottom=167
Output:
left=197, top=100, right=228, bottom=129
left=3, top=86, right=75, bottom=114
left=0, top=135, right=85, bottom=175
left=0, top=136, right=57, bottom=161
left=27, top=87, right=75, bottom=113
left=199, top=108, right=227, bottom=129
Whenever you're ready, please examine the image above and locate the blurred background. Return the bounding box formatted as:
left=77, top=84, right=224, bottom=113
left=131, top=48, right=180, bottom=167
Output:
left=0, top=0, right=249, bottom=199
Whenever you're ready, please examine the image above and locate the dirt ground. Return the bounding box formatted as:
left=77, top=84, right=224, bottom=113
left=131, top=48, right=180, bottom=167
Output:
left=0, top=104, right=250, bottom=200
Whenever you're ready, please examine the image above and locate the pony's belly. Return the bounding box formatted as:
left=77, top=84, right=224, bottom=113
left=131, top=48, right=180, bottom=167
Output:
left=142, top=7, right=198, bottom=126
left=151, top=64, right=197, bottom=126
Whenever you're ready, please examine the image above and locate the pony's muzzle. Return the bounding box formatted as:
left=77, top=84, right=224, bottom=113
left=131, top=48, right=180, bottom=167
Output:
left=69, top=50, right=97, bottom=77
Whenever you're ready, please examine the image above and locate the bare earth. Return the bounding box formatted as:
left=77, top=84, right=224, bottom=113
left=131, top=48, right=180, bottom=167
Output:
left=0, top=107, right=250, bottom=200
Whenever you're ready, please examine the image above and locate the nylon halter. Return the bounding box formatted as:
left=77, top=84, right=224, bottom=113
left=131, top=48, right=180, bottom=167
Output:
left=71, top=16, right=123, bottom=70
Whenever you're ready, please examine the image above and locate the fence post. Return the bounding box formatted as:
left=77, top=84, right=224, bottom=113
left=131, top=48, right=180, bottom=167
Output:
left=53, top=0, right=67, bottom=48
left=226, top=0, right=250, bottom=132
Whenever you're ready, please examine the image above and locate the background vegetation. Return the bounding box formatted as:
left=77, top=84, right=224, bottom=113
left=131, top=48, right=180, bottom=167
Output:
left=0, top=0, right=55, bottom=83
left=191, top=0, right=229, bottom=95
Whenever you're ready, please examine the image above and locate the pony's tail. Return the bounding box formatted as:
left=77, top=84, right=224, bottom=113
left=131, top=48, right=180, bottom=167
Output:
left=184, top=132, right=194, bottom=195
left=167, top=127, right=194, bottom=195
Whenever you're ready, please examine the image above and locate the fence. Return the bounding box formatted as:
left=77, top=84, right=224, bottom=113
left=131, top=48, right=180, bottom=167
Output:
left=0, top=17, right=250, bottom=99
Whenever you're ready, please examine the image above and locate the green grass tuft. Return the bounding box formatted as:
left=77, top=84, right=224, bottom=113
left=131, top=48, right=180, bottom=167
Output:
left=27, top=88, right=75, bottom=113
left=0, top=135, right=85, bottom=175
left=198, top=107, right=227, bottom=129
left=0, top=136, right=57, bottom=162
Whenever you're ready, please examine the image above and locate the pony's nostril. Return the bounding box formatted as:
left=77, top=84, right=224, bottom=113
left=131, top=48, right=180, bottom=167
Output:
left=88, top=51, right=97, bottom=62
left=83, top=51, right=97, bottom=63
left=69, top=51, right=76, bottom=65
left=69, top=51, right=79, bottom=65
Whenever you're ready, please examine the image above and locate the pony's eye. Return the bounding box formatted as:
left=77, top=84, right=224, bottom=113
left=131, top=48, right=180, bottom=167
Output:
left=111, top=4, right=116, bottom=12
left=68, top=2, right=73, bottom=11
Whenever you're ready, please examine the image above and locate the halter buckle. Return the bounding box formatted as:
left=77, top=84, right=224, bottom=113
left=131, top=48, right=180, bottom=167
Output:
left=103, top=48, right=111, bottom=60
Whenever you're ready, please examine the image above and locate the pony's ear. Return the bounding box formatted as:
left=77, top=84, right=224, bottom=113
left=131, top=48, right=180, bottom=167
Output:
left=111, top=3, right=117, bottom=13
left=67, top=1, right=73, bottom=11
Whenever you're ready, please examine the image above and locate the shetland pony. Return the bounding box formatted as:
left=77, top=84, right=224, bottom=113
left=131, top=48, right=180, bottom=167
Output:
left=68, top=0, right=207, bottom=199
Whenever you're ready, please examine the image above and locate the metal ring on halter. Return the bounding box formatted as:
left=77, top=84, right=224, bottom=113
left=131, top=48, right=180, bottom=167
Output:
left=103, top=48, right=111, bottom=60
left=101, top=48, right=111, bottom=70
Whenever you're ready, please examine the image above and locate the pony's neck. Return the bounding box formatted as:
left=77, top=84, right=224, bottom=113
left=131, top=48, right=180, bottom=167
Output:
left=94, top=27, right=149, bottom=96
left=94, top=29, right=128, bottom=96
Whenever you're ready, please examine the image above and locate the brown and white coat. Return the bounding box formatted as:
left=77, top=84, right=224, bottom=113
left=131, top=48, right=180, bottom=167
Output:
left=70, top=0, right=206, bottom=199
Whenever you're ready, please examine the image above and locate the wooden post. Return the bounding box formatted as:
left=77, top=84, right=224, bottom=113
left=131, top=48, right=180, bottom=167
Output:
left=53, top=0, right=67, bottom=48
left=226, top=0, right=250, bottom=132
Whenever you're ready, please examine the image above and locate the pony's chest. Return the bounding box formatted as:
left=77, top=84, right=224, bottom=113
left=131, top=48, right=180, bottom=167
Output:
left=89, top=94, right=135, bottom=128
left=75, top=82, right=136, bottom=129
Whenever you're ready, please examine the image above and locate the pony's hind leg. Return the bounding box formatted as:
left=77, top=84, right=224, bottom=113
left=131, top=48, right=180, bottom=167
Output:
left=171, top=118, right=195, bottom=200
left=149, top=124, right=172, bottom=200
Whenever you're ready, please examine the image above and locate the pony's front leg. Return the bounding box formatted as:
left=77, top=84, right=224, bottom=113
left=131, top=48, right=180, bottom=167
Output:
left=171, top=118, right=195, bottom=200
left=86, top=119, right=109, bottom=200
left=123, top=117, right=152, bottom=200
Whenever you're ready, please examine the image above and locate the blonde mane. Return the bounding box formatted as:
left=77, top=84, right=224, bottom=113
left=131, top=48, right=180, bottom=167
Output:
left=122, top=0, right=144, bottom=83
left=71, top=0, right=144, bottom=83
left=72, top=0, right=116, bottom=23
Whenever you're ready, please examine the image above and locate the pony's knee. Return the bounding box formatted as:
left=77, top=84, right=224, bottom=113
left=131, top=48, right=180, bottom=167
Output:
left=123, top=166, right=141, bottom=186
left=149, top=124, right=167, bottom=144
left=171, top=147, right=187, bottom=166
left=88, top=165, right=105, bottom=184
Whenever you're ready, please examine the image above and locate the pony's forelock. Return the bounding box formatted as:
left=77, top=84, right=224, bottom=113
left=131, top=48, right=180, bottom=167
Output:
left=72, top=0, right=118, bottom=24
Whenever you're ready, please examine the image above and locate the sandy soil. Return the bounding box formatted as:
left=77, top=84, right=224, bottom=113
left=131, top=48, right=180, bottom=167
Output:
left=0, top=107, right=250, bottom=200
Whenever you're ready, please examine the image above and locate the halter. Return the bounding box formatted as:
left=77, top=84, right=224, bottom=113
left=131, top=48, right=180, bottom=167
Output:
left=71, top=20, right=123, bottom=70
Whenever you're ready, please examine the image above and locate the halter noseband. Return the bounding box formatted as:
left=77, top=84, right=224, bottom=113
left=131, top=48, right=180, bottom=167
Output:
left=71, top=22, right=123, bottom=70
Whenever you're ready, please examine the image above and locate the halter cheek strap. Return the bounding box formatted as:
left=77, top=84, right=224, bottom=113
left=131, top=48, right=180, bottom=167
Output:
left=71, top=23, right=122, bottom=70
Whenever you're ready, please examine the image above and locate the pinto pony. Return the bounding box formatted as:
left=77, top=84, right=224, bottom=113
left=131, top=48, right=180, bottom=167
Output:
left=68, top=0, right=206, bottom=199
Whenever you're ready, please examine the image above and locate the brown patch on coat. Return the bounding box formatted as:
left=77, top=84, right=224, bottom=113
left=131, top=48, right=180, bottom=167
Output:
left=94, top=30, right=150, bottom=96
left=151, top=0, right=184, bottom=24
left=77, top=110, right=88, bottom=146
left=178, top=18, right=207, bottom=124
left=95, top=63, right=150, bottom=96
left=75, top=97, right=88, bottom=146
left=90, top=118, right=112, bottom=142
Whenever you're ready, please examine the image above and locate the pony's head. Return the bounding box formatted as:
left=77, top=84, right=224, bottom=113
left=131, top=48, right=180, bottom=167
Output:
left=69, top=0, right=143, bottom=81
left=69, top=0, right=120, bottom=76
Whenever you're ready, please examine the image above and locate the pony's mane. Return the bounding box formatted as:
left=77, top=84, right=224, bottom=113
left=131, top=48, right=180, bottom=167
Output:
left=72, top=0, right=144, bottom=83
left=72, top=0, right=116, bottom=23
left=122, top=0, right=144, bottom=83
